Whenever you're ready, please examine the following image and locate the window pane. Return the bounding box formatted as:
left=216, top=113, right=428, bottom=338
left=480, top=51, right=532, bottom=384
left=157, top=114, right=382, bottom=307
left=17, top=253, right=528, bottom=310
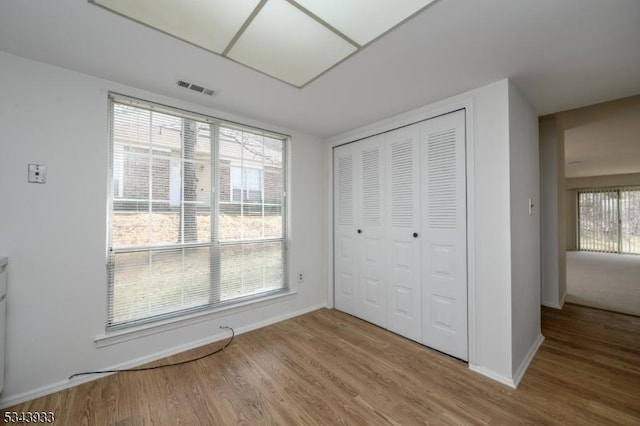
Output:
left=621, top=189, right=640, bottom=254
left=110, top=247, right=213, bottom=326
left=108, top=97, right=288, bottom=329
left=579, top=190, right=619, bottom=253
left=219, top=241, right=284, bottom=301
left=264, top=205, right=283, bottom=239
left=219, top=126, right=284, bottom=242
left=150, top=204, right=180, bottom=245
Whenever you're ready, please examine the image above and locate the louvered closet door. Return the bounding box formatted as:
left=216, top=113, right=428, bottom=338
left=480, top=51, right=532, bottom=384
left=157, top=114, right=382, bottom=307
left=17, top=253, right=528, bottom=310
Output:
left=420, top=109, right=468, bottom=360
left=357, top=136, right=386, bottom=327
left=385, top=125, right=422, bottom=341
left=334, top=144, right=359, bottom=316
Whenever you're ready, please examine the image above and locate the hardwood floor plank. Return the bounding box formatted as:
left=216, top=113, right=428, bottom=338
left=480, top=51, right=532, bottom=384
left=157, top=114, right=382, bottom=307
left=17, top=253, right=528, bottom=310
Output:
left=2, top=304, right=639, bottom=425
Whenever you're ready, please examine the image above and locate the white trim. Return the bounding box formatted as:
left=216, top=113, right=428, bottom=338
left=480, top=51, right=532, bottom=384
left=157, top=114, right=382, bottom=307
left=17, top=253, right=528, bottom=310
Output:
left=0, top=303, right=325, bottom=410
left=559, top=290, right=567, bottom=308
left=468, top=363, right=517, bottom=388
left=463, top=101, right=477, bottom=366
left=470, top=334, right=544, bottom=389
left=327, top=97, right=475, bottom=147
left=512, top=334, right=545, bottom=388
left=326, top=145, right=335, bottom=309
left=542, top=291, right=566, bottom=310
left=541, top=300, right=563, bottom=309
left=110, top=92, right=291, bottom=140
left=96, top=290, right=297, bottom=347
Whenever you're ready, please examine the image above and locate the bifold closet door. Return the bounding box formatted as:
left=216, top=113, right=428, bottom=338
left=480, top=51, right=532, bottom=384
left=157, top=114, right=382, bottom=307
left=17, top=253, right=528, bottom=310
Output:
left=334, top=144, right=358, bottom=316
left=334, top=109, right=468, bottom=360
left=334, top=137, right=387, bottom=327
left=420, top=109, right=468, bottom=361
left=385, top=126, right=421, bottom=341
left=356, top=136, right=387, bottom=327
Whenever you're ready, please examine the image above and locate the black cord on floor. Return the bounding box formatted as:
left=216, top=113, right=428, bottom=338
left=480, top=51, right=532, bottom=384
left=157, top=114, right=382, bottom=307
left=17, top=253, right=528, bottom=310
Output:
left=68, top=326, right=235, bottom=380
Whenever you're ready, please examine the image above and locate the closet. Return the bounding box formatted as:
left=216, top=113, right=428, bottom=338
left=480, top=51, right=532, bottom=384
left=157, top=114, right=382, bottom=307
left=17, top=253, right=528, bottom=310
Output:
left=334, top=109, right=468, bottom=361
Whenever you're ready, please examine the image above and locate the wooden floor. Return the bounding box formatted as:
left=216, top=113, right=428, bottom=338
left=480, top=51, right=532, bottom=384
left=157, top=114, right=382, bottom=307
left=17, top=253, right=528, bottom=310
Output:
left=3, top=304, right=639, bottom=425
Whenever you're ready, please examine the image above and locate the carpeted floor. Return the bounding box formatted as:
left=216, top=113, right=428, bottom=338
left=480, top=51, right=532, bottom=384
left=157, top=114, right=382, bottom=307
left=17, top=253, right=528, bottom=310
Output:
left=566, top=251, right=640, bottom=316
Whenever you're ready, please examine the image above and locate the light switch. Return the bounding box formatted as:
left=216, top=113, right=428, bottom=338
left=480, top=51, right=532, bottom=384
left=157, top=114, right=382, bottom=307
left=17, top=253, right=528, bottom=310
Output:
left=28, top=164, right=46, bottom=184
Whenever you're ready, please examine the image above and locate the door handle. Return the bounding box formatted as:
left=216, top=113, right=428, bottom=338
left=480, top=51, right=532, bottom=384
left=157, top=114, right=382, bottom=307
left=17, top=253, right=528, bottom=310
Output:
left=413, top=232, right=418, bottom=238
left=357, top=229, right=362, bottom=234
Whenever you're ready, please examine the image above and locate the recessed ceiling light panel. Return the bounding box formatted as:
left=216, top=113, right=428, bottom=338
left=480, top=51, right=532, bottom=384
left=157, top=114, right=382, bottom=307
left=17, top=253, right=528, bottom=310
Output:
left=227, top=0, right=357, bottom=87
left=92, top=0, right=260, bottom=53
left=294, top=0, right=435, bottom=45
left=90, top=0, right=436, bottom=87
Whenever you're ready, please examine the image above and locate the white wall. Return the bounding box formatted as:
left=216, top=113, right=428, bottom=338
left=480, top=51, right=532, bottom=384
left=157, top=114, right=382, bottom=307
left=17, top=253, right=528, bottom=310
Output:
left=508, top=82, right=542, bottom=381
left=539, top=116, right=567, bottom=308
left=327, top=79, right=541, bottom=386
left=0, top=52, right=327, bottom=406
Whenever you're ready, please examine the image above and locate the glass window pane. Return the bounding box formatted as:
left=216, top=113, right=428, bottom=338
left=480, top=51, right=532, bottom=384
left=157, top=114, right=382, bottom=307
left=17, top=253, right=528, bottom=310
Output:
left=110, top=247, right=214, bottom=326
left=109, top=98, right=287, bottom=329
left=112, top=211, right=150, bottom=248
left=219, top=241, right=284, bottom=301
left=621, top=189, right=640, bottom=254
left=579, top=190, right=619, bottom=253
left=150, top=203, right=180, bottom=245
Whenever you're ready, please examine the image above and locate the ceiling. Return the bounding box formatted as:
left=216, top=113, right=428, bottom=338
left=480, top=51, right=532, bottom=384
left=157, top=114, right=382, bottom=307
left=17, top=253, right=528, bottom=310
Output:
left=1, top=0, right=639, bottom=138
left=561, top=95, right=640, bottom=179
left=91, top=0, right=435, bottom=88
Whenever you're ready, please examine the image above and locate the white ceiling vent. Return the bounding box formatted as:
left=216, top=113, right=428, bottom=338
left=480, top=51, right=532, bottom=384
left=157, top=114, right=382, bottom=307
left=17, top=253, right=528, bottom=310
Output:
left=177, top=80, right=216, bottom=97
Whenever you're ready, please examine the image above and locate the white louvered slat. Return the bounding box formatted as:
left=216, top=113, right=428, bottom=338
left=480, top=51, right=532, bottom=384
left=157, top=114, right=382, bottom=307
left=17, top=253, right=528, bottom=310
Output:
left=362, top=148, right=381, bottom=226
left=391, top=140, right=414, bottom=228
left=338, top=154, right=354, bottom=226
left=427, top=128, right=456, bottom=230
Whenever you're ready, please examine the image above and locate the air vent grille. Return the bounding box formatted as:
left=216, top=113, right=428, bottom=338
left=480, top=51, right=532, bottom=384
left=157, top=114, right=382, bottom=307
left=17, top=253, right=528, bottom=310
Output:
left=176, top=80, right=216, bottom=97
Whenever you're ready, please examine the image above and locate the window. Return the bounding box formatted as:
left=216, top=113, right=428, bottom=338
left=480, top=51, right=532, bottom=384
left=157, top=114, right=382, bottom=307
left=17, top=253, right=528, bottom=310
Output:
left=230, top=166, right=263, bottom=203
left=112, top=148, right=124, bottom=198
left=578, top=188, right=640, bottom=255
left=108, top=94, right=288, bottom=330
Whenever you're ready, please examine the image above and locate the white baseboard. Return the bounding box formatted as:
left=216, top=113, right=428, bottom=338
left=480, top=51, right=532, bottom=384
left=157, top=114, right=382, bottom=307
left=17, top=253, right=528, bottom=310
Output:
left=542, top=291, right=568, bottom=310
left=542, top=301, right=562, bottom=309
left=559, top=291, right=567, bottom=308
left=468, top=364, right=517, bottom=388
left=512, top=334, right=545, bottom=388
left=469, top=334, right=544, bottom=389
left=0, top=303, right=326, bottom=409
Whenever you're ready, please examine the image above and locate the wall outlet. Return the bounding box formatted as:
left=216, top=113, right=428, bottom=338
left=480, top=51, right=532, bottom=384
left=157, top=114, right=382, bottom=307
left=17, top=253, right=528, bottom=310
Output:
left=296, top=272, right=304, bottom=283
left=28, top=164, right=47, bottom=184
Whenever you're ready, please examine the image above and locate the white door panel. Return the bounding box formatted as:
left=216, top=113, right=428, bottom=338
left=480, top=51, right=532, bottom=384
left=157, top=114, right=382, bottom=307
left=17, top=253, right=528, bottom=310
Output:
left=334, top=145, right=358, bottom=315
left=357, top=136, right=386, bottom=326
left=385, top=126, right=421, bottom=341
left=420, top=110, right=468, bottom=361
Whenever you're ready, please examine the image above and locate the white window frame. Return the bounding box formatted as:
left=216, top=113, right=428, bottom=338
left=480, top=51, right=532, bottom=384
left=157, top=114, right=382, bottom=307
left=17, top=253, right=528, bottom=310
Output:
left=106, top=93, right=290, bottom=331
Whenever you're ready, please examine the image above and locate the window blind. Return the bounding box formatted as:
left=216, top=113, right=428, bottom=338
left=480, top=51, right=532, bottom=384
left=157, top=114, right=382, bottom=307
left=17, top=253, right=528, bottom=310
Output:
left=107, top=95, right=288, bottom=330
left=578, top=188, right=640, bottom=255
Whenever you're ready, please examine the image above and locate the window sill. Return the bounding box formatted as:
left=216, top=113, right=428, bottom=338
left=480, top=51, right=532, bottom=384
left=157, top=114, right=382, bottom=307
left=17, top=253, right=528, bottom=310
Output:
left=95, top=289, right=297, bottom=348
